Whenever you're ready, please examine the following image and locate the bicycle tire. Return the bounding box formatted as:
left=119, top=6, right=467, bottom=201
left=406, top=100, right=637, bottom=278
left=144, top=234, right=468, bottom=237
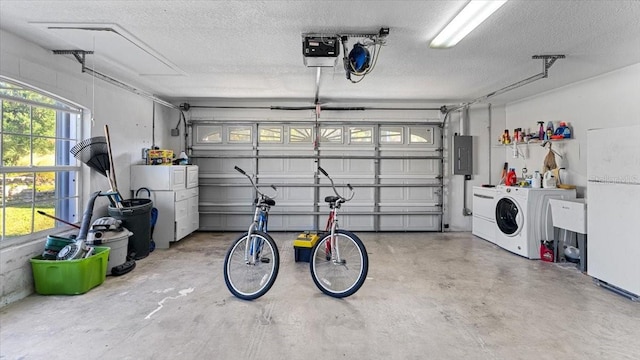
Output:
left=309, top=229, right=368, bottom=298
left=223, top=231, right=279, bottom=300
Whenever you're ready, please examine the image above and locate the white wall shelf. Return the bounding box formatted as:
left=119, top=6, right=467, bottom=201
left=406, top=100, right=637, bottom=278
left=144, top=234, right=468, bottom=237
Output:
left=493, top=138, right=573, bottom=148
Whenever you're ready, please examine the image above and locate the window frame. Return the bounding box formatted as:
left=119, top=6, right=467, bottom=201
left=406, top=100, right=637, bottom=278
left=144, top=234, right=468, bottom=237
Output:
left=1, top=76, right=83, bottom=246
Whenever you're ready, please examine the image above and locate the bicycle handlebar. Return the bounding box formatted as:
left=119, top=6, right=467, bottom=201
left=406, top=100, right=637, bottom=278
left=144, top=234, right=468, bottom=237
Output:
left=235, top=166, right=278, bottom=200
left=234, top=166, right=246, bottom=175
left=318, top=167, right=355, bottom=202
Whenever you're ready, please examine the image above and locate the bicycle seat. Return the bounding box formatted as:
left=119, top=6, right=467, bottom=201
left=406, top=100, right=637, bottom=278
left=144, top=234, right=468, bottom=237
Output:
left=324, top=195, right=340, bottom=203
left=261, top=198, right=276, bottom=206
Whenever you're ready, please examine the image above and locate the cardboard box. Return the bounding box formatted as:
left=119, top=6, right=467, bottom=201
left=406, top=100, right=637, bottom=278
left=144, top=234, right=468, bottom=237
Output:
left=147, top=149, right=174, bottom=165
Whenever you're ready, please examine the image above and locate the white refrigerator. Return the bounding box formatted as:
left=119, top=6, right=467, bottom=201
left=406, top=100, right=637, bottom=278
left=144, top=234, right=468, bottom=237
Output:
left=587, top=125, right=640, bottom=299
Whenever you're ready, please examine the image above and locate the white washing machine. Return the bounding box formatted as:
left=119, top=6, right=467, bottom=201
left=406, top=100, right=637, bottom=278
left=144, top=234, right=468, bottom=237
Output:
left=494, top=186, right=576, bottom=259
left=472, top=186, right=497, bottom=244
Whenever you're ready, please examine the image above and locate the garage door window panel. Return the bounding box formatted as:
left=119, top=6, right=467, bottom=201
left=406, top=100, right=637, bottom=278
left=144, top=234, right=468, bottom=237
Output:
left=409, top=127, right=434, bottom=144
left=349, top=127, right=373, bottom=144
left=228, top=126, right=252, bottom=143
left=319, top=127, right=343, bottom=144
left=196, top=125, right=222, bottom=143
left=380, top=127, right=403, bottom=144
left=289, top=127, right=313, bottom=143
left=259, top=127, right=283, bottom=143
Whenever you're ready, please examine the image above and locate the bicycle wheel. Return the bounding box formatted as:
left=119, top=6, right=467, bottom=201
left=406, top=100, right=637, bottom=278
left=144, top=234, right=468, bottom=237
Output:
left=223, top=231, right=279, bottom=300
left=310, top=229, right=368, bottom=298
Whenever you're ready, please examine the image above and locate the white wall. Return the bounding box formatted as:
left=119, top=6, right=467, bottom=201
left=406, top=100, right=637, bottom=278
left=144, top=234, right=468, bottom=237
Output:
left=443, top=104, right=506, bottom=231
left=502, top=62, right=640, bottom=198
left=0, top=30, right=179, bottom=307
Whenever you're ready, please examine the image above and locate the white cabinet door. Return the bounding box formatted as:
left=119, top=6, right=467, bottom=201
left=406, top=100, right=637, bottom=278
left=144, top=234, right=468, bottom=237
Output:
left=149, top=191, right=176, bottom=249
left=187, top=165, right=199, bottom=188
left=188, top=195, right=199, bottom=232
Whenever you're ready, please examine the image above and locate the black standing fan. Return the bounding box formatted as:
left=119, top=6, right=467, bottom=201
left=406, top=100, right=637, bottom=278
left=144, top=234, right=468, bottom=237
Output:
left=70, top=136, right=110, bottom=176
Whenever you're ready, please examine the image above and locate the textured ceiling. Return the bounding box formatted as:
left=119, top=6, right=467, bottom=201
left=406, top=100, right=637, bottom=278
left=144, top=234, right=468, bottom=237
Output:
left=1, top=0, right=639, bottom=106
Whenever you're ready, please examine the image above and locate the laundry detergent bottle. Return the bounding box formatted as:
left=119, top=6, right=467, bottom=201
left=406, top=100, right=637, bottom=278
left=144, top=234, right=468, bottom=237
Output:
left=506, top=168, right=517, bottom=186
left=532, top=171, right=542, bottom=188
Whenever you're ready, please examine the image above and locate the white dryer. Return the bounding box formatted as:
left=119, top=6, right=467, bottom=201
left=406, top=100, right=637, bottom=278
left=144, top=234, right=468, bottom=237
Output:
left=494, top=186, right=576, bottom=259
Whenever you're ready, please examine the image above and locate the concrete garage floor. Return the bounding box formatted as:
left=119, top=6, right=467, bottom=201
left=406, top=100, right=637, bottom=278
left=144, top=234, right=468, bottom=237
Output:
left=1, top=232, right=639, bottom=360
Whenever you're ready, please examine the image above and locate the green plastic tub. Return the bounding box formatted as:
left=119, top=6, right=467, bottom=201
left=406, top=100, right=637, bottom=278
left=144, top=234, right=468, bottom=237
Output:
left=30, top=246, right=110, bottom=295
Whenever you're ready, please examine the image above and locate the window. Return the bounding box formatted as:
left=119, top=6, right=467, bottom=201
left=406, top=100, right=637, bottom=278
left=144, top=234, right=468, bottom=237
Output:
left=196, top=125, right=222, bottom=143
left=349, top=127, right=373, bottom=144
left=228, top=126, right=252, bottom=143
left=380, top=126, right=403, bottom=143
left=289, top=127, right=312, bottom=143
left=409, top=127, right=434, bottom=144
left=319, top=127, right=343, bottom=143
left=1, top=77, right=81, bottom=242
left=259, top=127, right=283, bottom=143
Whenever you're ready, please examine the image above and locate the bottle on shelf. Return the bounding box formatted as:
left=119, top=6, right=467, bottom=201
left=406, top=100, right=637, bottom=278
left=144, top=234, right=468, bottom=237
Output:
left=563, top=123, right=571, bottom=138
left=506, top=168, right=517, bottom=186
left=532, top=171, right=542, bottom=188
left=502, top=129, right=511, bottom=144
left=538, top=121, right=545, bottom=140
left=555, top=121, right=571, bottom=139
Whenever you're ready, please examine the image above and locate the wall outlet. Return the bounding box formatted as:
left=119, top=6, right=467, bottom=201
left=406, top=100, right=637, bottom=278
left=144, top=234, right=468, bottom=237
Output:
left=171, top=128, right=179, bottom=136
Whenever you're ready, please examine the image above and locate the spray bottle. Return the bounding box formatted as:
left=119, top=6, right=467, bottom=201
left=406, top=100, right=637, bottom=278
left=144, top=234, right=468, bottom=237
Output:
left=537, top=121, right=545, bottom=140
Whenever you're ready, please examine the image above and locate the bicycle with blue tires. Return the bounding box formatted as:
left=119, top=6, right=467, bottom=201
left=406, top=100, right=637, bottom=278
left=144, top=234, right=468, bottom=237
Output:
left=223, top=166, right=279, bottom=300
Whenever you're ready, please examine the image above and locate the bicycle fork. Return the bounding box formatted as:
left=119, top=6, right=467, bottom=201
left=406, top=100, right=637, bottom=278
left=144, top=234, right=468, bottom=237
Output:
left=245, top=207, right=262, bottom=265
left=245, top=208, right=269, bottom=265
left=326, top=209, right=345, bottom=265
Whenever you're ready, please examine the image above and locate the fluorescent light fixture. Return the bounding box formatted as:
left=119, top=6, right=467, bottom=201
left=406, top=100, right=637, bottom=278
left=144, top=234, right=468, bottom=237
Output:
left=430, top=0, right=508, bottom=48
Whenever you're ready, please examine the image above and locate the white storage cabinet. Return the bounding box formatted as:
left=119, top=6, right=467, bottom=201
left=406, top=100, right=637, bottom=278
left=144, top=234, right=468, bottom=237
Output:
left=130, top=165, right=199, bottom=249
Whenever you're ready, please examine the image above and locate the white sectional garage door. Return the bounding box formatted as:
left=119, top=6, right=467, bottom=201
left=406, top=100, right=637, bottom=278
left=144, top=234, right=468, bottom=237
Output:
left=192, top=121, right=443, bottom=232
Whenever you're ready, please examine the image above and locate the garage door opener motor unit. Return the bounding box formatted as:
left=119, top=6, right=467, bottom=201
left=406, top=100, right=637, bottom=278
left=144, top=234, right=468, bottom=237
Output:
left=302, top=36, right=339, bottom=67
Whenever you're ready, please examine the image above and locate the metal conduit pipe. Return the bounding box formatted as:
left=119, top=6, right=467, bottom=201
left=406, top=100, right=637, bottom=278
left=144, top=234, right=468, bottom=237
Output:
left=187, top=104, right=443, bottom=111
left=459, top=107, right=472, bottom=217
left=53, top=50, right=180, bottom=110
left=188, top=119, right=444, bottom=126
left=441, top=55, right=565, bottom=114
left=314, top=67, right=322, bottom=105
left=488, top=104, right=493, bottom=185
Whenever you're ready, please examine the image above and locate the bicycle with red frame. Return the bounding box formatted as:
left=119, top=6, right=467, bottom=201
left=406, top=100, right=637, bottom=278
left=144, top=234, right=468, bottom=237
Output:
left=309, top=167, right=368, bottom=298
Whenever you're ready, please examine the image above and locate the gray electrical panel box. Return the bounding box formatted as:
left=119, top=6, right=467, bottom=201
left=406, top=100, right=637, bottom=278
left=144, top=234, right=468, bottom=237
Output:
left=453, top=135, right=473, bottom=175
